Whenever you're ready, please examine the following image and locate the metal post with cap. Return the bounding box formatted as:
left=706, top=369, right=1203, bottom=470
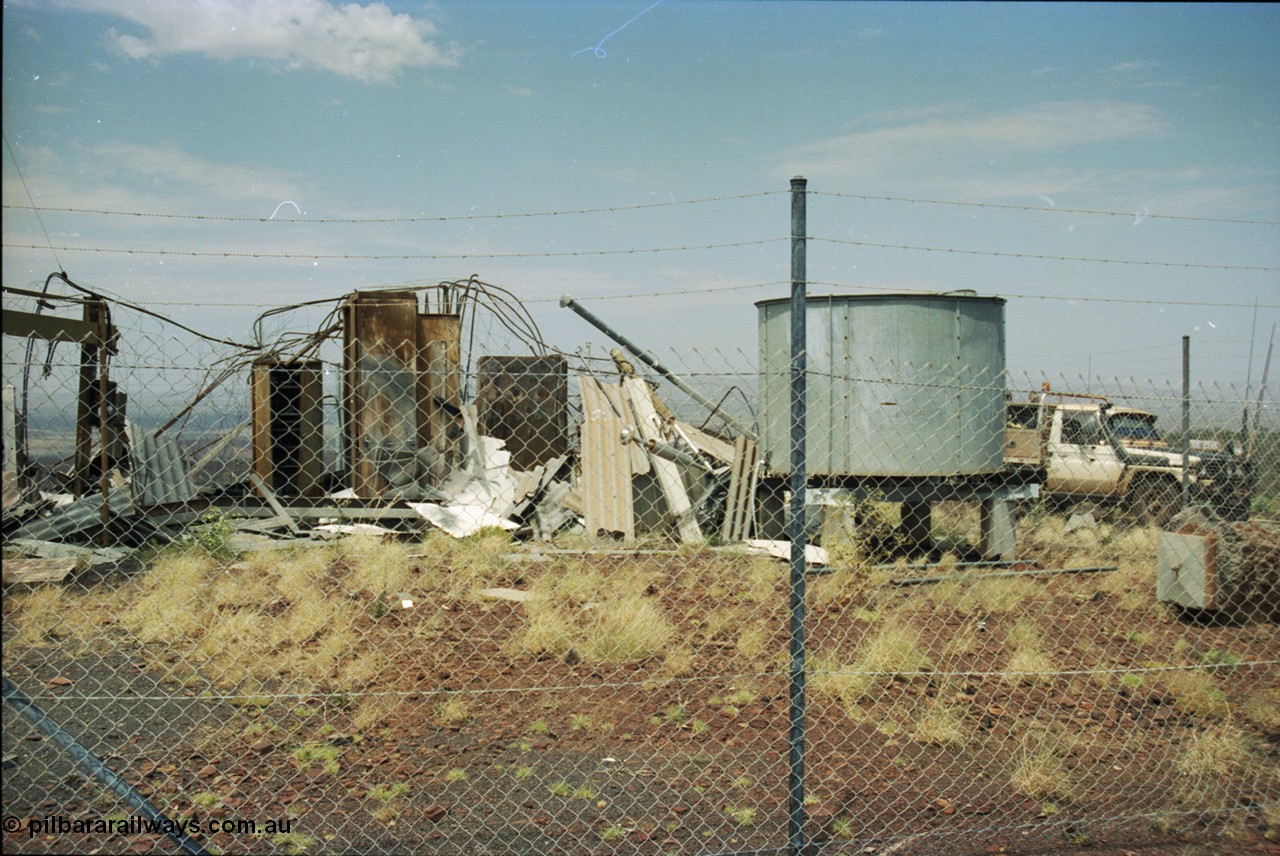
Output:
left=787, top=175, right=808, bottom=856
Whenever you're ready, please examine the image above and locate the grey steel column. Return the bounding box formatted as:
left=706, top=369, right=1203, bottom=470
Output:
left=787, top=175, right=808, bottom=856
left=1182, top=335, right=1191, bottom=510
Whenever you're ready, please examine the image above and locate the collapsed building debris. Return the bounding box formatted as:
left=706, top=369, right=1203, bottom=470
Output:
left=6, top=280, right=1120, bottom=578
left=2, top=278, right=590, bottom=562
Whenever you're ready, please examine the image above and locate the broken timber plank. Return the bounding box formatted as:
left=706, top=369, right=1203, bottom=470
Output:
left=622, top=377, right=702, bottom=545
left=721, top=435, right=760, bottom=543
left=247, top=472, right=303, bottom=536
left=675, top=421, right=736, bottom=465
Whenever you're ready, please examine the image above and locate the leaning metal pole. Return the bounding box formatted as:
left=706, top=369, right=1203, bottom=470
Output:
left=787, top=175, right=808, bottom=856
left=559, top=295, right=757, bottom=439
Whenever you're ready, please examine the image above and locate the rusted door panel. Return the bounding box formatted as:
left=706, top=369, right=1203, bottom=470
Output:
left=343, top=292, right=419, bottom=498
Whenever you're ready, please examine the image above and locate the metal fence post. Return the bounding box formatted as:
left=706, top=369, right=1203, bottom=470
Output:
left=788, top=175, right=808, bottom=856
left=1182, top=335, right=1191, bottom=510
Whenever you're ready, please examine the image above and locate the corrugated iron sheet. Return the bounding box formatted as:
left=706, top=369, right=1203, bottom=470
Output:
left=721, top=435, right=760, bottom=543
left=578, top=376, right=634, bottom=542
left=127, top=422, right=196, bottom=507
left=12, top=485, right=135, bottom=541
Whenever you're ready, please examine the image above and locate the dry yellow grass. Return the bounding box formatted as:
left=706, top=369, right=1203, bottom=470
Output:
left=515, top=597, right=577, bottom=658
left=511, top=570, right=674, bottom=665
left=577, top=596, right=673, bottom=663
left=7, top=582, right=102, bottom=654
left=809, top=654, right=874, bottom=718
left=1097, top=533, right=1158, bottom=612
left=112, top=542, right=389, bottom=692
left=811, top=620, right=934, bottom=711
left=1003, top=620, right=1057, bottom=687
left=120, top=552, right=216, bottom=644
left=661, top=644, right=695, bottom=676
left=8, top=585, right=72, bottom=648
left=1008, top=721, right=1076, bottom=800
left=1174, top=724, right=1253, bottom=810
left=1177, top=724, right=1250, bottom=779
left=435, top=696, right=473, bottom=727
left=926, top=573, right=1043, bottom=615
left=418, top=527, right=515, bottom=599
left=1165, top=669, right=1230, bottom=720
left=1242, top=689, right=1280, bottom=729
left=734, top=621, right=770, bottom=665
left=911, top=696, right=968, bottom=746
left=1010, top=744, right=1071, bottom=800
left=340, top=534, right=413, bottom=600
left=351, top=694, right=403, bottom=732
left=742, top=555, right=783, bottom=603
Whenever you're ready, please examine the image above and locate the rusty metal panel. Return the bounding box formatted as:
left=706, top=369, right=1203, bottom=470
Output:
left=416, top=313, right=462, bottom=464
left=251, top=360, right=325, bottom=498
left=578, top=376, right=633, bottom=542
left=476, top=355, right=568, bottom=472
left=343, top=292, right=419, bottom=498
left=251, top=365, right=273, bottom=489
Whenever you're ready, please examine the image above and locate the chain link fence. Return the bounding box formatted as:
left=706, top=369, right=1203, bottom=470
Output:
left=3, top=288, right=1278, bottom=855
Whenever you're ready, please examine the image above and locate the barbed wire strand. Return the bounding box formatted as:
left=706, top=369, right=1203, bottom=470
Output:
left=0, top=191, right=781, bottom=223
left=8, top=234, right=1276, bottom=272
left=7, top=188, right=1276, bottom=226
left=809, top=190, right=1280, bottom=226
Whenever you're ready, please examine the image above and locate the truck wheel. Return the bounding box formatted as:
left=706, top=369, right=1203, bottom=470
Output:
left=1130, top=479, right=1181, bottom=528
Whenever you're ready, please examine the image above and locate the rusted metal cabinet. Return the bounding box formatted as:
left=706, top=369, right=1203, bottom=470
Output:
left=251, top=359, right=325, bottom=497
left=343, top=292, right=420, bottom=497
left=417, top=313, right=463, bottom=463
left=477, top=355, right=568, bottom=471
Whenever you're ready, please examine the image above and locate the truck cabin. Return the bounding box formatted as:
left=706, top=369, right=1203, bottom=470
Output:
left=1103, top=408, right=1166, bottom=449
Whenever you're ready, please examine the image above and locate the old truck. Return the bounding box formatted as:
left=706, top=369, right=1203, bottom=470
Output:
left=1005, top=392, right=1254, bottom=526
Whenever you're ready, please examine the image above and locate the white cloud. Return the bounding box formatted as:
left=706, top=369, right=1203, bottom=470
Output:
left=779, top=100, right=1168, bottom=183
left=43, top=0, right=459, bottom=83
left=1110, top=60, right=1159, bottom=72
left=2, top=141, right=303, bottom=213
left=590, top=166, right=646, bottom=183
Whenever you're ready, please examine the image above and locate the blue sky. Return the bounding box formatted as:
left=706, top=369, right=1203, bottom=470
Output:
left=3, top=1, right=1279, bottom=403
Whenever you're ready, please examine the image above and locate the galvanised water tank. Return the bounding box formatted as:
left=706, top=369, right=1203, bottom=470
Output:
left=757, top=293, right=1007, bottom=477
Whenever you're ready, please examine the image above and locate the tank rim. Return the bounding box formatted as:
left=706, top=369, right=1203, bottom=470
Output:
left=754, top=292, right=1006, bottom=308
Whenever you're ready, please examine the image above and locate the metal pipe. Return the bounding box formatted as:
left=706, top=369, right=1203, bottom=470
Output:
left=2, top=676, right=210, bottom=856
left=560, top=295, right=757, bottom=439
left=619, top=427, right=705, bottom=469
left=891, top=565, right=1119, bottom=586
left=97, top=309, right=111, bottom=547
left=1249, top=323, right=1275, bottom=459
left=873, top=559, right=1023, bottom=571
left=787, top=175, right=808, bottom=856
